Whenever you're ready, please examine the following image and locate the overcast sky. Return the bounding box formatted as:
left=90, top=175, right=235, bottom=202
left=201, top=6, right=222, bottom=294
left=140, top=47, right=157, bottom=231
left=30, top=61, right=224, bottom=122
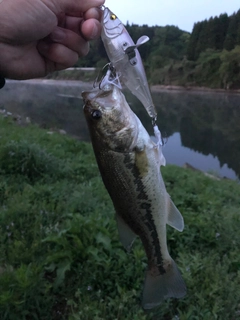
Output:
left=105, top=0, right=240, bottom=32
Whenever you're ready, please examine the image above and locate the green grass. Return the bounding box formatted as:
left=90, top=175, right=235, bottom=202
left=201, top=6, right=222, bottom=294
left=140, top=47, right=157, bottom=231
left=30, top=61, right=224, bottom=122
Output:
left=0, top=116, right=240, bottom=319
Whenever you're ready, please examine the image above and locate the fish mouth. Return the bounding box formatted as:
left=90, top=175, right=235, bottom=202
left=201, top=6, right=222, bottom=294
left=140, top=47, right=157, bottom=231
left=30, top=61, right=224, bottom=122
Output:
left=83, top=102, right=95, bottom=116
left=82, top=89, right=99, bottom=104
left=82, top=85, right=118, bottom=116
left=82, top=95, right=101, bottom=113
left=82, top=84, right=117, bottom=106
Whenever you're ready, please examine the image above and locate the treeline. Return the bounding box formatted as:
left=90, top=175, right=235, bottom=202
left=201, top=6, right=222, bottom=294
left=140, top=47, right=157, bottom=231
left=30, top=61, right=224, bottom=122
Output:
left=152, top=9, right=240, bottom=89
left=188, top=10, right=240, bottom=61
left=74, top=9, right=240, bottom=89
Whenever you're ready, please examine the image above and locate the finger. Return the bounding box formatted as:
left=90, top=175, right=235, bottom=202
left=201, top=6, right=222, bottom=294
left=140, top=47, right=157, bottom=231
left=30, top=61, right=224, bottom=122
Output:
left=64, top=16, right=83, bottom=34
left=84, top=7, right=102, bottom=21
left=37, top=41, right=82, bottom=70
left=49, top=26, right=89, bottom=56
left=64, top=9, right=102, bottom=35
left=45, top=60, right=75, bottom=73
left=57, top=12, right=67, bottom=28
left=81, top=19, right=102, bottom=40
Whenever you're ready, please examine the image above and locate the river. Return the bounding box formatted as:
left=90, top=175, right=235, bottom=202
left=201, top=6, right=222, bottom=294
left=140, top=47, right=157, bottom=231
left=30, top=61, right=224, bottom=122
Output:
left=1, top=80, right=240, bottom=180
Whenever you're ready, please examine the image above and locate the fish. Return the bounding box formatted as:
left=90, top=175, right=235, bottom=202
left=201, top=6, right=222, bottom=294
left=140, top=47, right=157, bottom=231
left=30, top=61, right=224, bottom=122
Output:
left=100, top=6, right=157, bottom=120
left=82, top=80, right=186, bottom=309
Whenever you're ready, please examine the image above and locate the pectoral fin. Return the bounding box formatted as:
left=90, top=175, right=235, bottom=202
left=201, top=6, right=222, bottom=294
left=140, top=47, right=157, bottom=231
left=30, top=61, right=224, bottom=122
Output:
left=166, top=196, right=184, bottom=232
left=115, top=214, right=136, bottom=251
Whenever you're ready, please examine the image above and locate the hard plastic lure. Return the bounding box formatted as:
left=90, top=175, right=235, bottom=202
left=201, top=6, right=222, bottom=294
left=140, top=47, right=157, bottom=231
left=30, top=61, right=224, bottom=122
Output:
left=101, top=6, right=157, bottom=119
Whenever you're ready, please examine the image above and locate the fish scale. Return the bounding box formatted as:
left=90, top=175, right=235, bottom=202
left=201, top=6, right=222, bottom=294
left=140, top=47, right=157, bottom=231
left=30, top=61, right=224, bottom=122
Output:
left=97, top=149, right=164, bottom=270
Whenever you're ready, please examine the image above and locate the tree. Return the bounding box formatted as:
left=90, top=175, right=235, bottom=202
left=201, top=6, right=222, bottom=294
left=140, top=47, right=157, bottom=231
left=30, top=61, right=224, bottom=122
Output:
left=187, top=21, right=204, bottom=60
left=215, top=14, right=229, bottom=49
left=219, top=46, right=240, bottom=89
left=194, top=20, right=209, bottom=60
left=224, top=12, right=238, bottom=50
left=188, top=13, right=230, bottom=60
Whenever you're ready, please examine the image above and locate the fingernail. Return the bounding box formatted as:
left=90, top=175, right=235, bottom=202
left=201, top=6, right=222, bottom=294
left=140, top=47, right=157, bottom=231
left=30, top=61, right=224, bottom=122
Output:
left=51, top=28, right=65, bottom=42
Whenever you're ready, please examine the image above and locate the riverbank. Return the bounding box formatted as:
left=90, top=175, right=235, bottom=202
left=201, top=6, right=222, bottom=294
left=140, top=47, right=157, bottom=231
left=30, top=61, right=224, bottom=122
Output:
left=5, top=78, right=240, bottom=95
left=0, top=115, right=240, bottom=319
left=0, top=106, right=232, bottom=181
left=151, top=84, right=240, bottom=94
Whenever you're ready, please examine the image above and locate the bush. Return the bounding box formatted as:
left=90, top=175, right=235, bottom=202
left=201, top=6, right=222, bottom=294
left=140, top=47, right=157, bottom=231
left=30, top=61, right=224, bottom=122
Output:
left=0, top=140, right=64, bottom=182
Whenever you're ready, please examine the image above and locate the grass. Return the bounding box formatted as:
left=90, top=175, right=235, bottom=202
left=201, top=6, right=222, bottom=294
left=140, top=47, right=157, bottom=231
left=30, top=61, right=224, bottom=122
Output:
left=0, top=116, right=240, bottom=319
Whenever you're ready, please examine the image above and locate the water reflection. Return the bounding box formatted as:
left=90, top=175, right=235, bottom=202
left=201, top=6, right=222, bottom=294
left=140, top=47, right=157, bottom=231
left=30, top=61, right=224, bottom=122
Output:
left=1, top=80, right=240, bottom=180
left=127, top=90, right=240, bottom=180
left=163, top=133, right=236, bottom=180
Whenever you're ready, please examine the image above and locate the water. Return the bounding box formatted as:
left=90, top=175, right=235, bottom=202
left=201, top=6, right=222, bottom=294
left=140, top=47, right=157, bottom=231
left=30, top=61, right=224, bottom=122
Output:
left=1, top=80, right=240, bottom=180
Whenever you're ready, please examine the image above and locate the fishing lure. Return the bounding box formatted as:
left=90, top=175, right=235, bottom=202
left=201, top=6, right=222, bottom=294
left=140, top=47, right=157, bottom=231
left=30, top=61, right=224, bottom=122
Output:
left=101, top=6, right=157, bottom=120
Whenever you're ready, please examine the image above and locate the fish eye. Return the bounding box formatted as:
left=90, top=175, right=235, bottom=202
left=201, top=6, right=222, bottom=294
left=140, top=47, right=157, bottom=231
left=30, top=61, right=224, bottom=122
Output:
left=91, top=110, right=102, bottom=120
left=110, top=14, right=117, bottom=20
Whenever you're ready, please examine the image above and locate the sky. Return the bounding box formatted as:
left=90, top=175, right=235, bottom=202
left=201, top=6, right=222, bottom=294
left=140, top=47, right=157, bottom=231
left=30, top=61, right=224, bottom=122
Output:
left=105, top=0, right=240, bottom=32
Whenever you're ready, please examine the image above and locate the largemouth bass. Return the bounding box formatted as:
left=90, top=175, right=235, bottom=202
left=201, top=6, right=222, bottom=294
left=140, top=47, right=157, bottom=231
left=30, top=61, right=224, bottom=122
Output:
left=82, top=83, right=186, bottom=309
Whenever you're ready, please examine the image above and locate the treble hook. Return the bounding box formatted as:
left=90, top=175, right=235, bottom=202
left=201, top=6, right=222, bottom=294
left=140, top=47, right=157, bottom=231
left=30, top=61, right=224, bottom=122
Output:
left=99, top=63, right=122, bottom=89
left=93, top=62, right=111, bottom=88
left=94, top=63, right=122, bottom=90
left=99, top=69, right=122, bottom=90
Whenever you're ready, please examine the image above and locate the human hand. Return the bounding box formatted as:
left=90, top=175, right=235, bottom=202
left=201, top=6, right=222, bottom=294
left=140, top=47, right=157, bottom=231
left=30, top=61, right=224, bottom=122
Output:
left=0, top=0, right=105, bottom=80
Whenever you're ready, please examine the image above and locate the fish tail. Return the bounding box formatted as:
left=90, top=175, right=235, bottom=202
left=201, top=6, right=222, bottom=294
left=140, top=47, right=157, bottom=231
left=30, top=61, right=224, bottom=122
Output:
left=142, top=259, right=186, bottom=310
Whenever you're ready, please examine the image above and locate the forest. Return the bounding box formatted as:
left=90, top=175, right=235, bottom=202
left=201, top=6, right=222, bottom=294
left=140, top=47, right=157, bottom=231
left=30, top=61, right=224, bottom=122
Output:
left=76, top=9, right=240, bottom=89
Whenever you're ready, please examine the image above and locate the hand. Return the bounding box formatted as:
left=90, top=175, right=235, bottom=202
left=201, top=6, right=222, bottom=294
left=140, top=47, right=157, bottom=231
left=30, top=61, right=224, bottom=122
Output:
left=0, top=0, right=105, bottom=80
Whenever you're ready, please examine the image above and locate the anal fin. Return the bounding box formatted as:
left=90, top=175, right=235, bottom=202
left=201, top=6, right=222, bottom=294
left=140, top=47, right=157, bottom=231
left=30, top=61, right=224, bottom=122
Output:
left=167, top=196, right=184, bottom=232
left=115, top=213, right=136, bottom=251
